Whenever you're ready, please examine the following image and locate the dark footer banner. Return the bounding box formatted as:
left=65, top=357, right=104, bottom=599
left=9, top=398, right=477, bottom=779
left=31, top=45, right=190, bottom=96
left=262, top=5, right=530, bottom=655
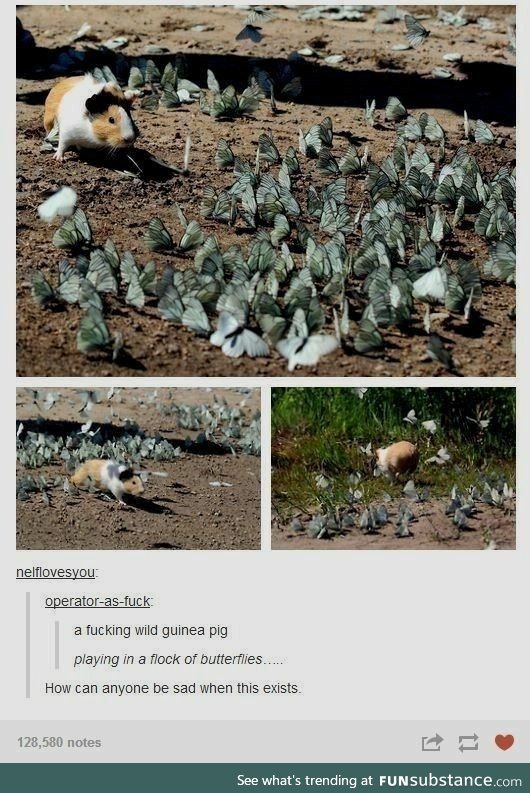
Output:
left=1, top=764, right=528, bottom=791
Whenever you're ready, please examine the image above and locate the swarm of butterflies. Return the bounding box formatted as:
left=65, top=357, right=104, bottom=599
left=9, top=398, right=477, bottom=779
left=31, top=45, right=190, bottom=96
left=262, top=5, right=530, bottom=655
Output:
left=127, top=58, right=201, bottom=112
left=16, top=391, right=260, bottom=481
left=32, top=3, right=515, bottom=374
left=289, top=472, right=514, bottom=542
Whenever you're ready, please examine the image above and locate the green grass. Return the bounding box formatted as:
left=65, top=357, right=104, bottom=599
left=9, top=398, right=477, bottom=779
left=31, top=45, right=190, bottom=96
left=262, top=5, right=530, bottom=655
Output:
left=272, top=387, right=516, bottom=516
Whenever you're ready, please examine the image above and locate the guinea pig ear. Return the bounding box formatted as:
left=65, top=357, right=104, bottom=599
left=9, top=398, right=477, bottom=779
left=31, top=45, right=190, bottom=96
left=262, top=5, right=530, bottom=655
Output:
left=85, top=92, right=108, bottom=116
left=119, top=468, right=135, bottom=482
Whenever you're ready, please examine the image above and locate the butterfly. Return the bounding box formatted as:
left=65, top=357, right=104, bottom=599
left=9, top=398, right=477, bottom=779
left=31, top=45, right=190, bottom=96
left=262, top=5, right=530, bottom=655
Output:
left=354, top=318, right=384, bottom=354
left=173, top=205, right=205, bottom=252
left=385, top=96, right=407, bottom=122
left=299, top=117, right=333, bottom=157
left=236, top=24, right=263, bottom=43
left=245, top=7, right=274, bottom=25
left=140, top=92, right=160, bottom=112
left=474, top=119, right=495, bottom=145
left=210, top=312, right=269, bottom=358
left=52, top=208, right=92, bottom=251
left=86, top=250, right=118, bottom=295
left=76, top=308, right=112, bottom=354
left=145, top=59, right=161, bottom=84
left=258, top=133, right=281, bottom=164
left=426, top=333, right=456, bottom=371
left=128, top=66, right=144, bottom=90
left=181, top=297, right=211, bottom=336
left=215, top=138, right=235, bottom=169
left=144, top=218, right=174, bottom=251
left=412, top=267, right=448, bottom=304
left=38, top=186, right=77, bottom=223
left=364, top=99, right=376, bottom=126
left=404, top=14, right=430, bottom=47
left=276, top=316, right=339, bottom=371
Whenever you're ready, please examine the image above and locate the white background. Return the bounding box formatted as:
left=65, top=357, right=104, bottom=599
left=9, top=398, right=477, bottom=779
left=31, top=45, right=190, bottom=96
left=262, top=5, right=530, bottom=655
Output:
left=3, top=0, right=527, bottom=764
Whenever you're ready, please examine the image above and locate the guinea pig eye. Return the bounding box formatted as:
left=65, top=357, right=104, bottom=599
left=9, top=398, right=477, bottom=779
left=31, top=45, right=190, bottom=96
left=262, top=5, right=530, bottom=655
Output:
left=109, top=116, right=116, bottom=124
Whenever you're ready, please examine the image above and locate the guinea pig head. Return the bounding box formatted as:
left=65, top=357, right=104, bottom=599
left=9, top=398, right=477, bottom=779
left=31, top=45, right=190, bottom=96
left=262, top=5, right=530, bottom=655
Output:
left=119, top=468, right=145, bottom=496
left=85, top=87, right=138, bottom=149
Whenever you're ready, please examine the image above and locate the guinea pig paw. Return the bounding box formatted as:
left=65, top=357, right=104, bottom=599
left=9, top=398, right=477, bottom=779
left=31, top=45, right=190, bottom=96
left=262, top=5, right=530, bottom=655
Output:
left=53, top=151, right=66, bottom=163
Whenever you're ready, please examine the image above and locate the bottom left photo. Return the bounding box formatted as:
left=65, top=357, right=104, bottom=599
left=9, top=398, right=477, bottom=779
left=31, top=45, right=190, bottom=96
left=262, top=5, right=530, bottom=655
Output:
left=16, top=387, right=261, bottom=551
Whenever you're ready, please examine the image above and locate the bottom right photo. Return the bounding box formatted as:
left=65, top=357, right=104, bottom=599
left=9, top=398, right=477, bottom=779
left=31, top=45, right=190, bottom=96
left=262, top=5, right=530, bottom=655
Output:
left=271, top=387, right=516, bottom=551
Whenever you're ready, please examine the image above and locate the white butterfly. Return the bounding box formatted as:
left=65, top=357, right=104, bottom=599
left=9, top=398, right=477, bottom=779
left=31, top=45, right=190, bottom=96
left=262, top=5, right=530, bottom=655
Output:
left=404, top=409, right=418, bottom=424
left=426, top=447, right=451, bottom=465
left=210, top=312, right=269, bottom=358
left=422, top=419, right=437, bottom=434
left=38, top=186, right=77, bottom=223
left=412, top=267, right=447, bottom=303
left=276, top=310, right=338, bottom=371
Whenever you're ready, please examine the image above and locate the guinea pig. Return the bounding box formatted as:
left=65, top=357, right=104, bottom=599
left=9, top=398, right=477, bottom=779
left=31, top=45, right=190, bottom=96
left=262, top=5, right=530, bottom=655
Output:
left=43, top=74, right=138, bottom=162
left=71, top=459, right=144, bottom=505
left=376, top=441, right=419, bottom=481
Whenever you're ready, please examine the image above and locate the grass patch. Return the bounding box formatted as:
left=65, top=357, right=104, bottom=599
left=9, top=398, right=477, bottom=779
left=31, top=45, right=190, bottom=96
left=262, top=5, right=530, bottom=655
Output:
left=272, top=387, right=515, bottom=518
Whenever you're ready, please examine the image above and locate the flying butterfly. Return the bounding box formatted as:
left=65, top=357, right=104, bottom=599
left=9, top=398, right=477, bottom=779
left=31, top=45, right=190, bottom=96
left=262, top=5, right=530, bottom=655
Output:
left=276, top=308, right=339, bottom=371
left=38, top=186, right=77, bottom=223
left=210, top=311, right=269, bottom=358
left=236, top=24, right=263, bottom=43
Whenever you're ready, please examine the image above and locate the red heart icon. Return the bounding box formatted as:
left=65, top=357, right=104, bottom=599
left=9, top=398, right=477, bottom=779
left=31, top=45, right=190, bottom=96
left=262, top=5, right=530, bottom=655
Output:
left=495, top=734, right=515, bottom=751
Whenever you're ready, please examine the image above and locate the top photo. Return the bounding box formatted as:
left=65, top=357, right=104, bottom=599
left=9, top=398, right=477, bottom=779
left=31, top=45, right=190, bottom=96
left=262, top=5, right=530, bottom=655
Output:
left=16, top=4, right=515, bottom=377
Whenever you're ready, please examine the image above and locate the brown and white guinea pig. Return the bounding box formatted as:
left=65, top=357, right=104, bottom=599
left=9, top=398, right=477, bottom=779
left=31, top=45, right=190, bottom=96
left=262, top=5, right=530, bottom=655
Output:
left=44, top=74, right=138, bottom=162
left=71, top=459, right=144, bottom=505
left=375, top=441, right=419, bottom=481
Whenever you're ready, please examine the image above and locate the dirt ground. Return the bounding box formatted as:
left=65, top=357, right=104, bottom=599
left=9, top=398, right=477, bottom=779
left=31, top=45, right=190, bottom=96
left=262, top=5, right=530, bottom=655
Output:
left=16, top=387, right=261, bottom=550
left=16, top=5, right=515, bottom=377
left=272, top=497, right=516, bottom=551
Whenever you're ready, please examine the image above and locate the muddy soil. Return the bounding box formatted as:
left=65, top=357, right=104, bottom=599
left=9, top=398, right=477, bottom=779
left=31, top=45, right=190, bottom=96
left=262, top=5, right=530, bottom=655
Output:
left=16, top=5, right=515, bottom=377
left=16, top=387, right=261, bottom=550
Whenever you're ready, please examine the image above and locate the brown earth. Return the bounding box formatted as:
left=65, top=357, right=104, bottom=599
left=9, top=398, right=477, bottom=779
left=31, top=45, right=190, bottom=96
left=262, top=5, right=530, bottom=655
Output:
left=16, top=387, right=261, bottom=550
left=16, top=5, right=515, bottom=377
left=272, top=497, right=516, bottom=551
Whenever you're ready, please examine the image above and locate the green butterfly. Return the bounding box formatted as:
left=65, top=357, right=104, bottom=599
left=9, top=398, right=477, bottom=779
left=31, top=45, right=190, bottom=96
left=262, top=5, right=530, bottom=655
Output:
left=52, top=208, right=92, bottom=251
left=145, top=218, right=174, bottom=251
